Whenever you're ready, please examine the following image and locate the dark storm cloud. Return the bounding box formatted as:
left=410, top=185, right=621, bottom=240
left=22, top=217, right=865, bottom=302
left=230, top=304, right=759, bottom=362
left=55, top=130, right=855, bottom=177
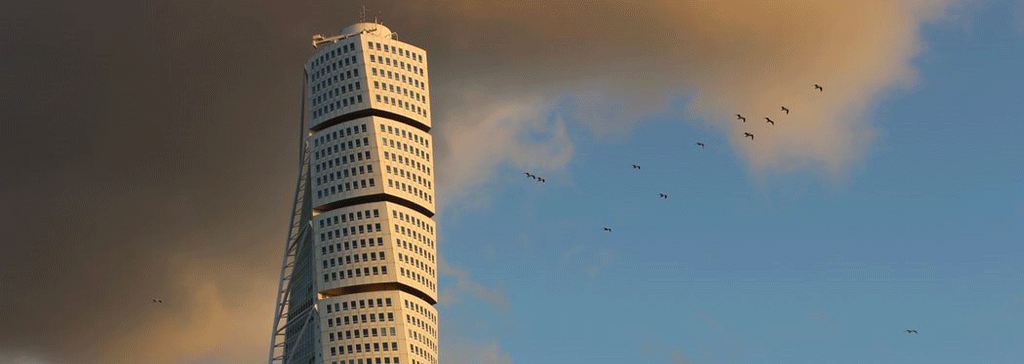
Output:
left=0, top=1, right=958, bottom=363
left=1, top=1, right=313, bottom=362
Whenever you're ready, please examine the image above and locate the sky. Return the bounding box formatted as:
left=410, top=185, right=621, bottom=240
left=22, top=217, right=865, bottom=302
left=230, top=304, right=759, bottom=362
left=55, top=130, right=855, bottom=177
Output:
left=0, top=1, right=1022, bottom=364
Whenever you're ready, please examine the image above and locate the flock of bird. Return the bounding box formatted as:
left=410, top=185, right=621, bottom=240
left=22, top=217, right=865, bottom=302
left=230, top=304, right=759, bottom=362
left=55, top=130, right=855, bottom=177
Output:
left=142, top=82, right=921, bottom=336
left=732, top=83, right=824, bottom=142
left=520, top=82, right=921, bottom=336
left=523, top=172, right=545, bottom=183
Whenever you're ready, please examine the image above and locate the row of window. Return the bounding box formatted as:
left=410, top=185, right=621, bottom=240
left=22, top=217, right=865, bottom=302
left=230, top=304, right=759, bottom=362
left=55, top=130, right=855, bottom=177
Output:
left=374, top=80, right=426, bottom=109
left=403, top=317, right=436, bottom=358
left=316, top=150, right=372, bottom=173
left=319, top=208, right=380, bottom=228
left=398, top=253, right=434, bottom=277
left=323, top=265, right=388, bottom=282
left=369, top=54, right=424, bottom=77
left=380, top=131, right=434, bottom=203
left=311, top=42, right=359, bottom=71
left=367, top=41, right=424, bottom=65
left=330, top=357, right=399, bottom=364
left=321, top=237, right=384, bottom=255
left=384, top=150, right=430, bottom=177
left=382, top=136, right=430, bottom=165
left=392, top=210, right=434, bottom=236
left=374, top=94, right=427, bottom=117
left=318, top=178, right=376, bottom=199
left=399, top=266, right=434, bottom=292
left=394, top=225, right=434, bottom=260
left=323, top=251, right=386, bottom=269
left=396, top=237, right=433, bottom=265
left=314, top=81, right=361, bottom=108
left=327, top=312, right=394, bottom=328
left=329, top=342, right=398, bottom=356
left=371, top=66, right=427, bottom=117
left=404, top=299, right=437, bottom=325
left=319, top=223, right=382, bottom=242
left=316, top=164, right=373, bottom=187
left=409, top=329, right=436, bottom=353
left=326, top=297, right=393, bottom=312
left=315, top=95, right=364, bottom=119
left=395, top=223, right=434, bottom=253
left=313, top=66, right=360, bottom=97
left=409, top=343, right=435, bottom=364
left=313, top=54, right=359, bottom=83
left=323, top=251, right=385, bottom=268
left=372, top=68, right=425, bottom=91
left=379, top=122, right=429, bottom=148
left=315, top=136, right=370, bottom=161
left=330, top=326, right=396, bottom=341
left=387, top=165, right=430, bottom=190
left=386, top=179, right=432, bottom=203
left=314, top=123, right=368, bottom=148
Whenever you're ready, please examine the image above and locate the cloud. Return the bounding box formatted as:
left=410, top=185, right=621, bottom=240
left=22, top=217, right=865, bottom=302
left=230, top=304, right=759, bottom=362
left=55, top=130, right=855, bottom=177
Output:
left=444, top=341, right=513, bottom=364
left=399, top=0, right=959, bottom=199
left=0, top=353, right=60, bottom=364
left=439, top=259, right=509, bottom=311
left=694, top=312, right=745, bottom=362
left=89, top=259, right=273, bottom=364
left=434, top=96, right=573, bottom=209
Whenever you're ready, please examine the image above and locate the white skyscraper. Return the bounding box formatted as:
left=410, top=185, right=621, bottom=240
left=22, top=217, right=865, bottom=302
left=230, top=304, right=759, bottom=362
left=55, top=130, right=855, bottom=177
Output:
left=270, top=21, right=438, bottom=364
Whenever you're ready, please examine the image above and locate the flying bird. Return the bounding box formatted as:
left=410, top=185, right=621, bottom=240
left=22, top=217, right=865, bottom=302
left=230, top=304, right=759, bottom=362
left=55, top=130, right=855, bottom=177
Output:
left=905, top=329, right=918, bottom=334
left=523, top=172, right=534, bottom=178
left=602, top=227, right=612, bottom=232
left=151, top=298, right=163, bottom=303
left=765, top=117, right=775, bottom=125
left=696, top=142, right=705, bottom=149
left=814, top=84, right=824, bottom=91
left=736, top=114, right=747, bottom=122
left=658, top=193, right=668, bottom=199
left=781, top=106, right=790, bottom=114
left=632, top=164, right=641, bottom=170
left=744, top=132, right=754, bottom=140
left=537, top=177, right=545, bottom=183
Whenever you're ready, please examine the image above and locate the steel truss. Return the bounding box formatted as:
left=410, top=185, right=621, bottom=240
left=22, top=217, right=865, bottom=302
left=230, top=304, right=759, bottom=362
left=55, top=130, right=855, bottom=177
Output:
left=268, top=70, right=321, bottom=364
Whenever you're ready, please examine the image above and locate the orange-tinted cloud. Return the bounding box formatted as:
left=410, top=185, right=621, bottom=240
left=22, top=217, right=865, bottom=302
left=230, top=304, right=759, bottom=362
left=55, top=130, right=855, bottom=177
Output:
left=420, top=0, right=958, bottom=199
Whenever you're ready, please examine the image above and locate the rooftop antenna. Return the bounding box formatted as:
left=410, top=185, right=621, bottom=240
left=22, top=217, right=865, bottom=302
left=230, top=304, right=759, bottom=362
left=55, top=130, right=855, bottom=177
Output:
left=359, top=5, right=367, bottom=23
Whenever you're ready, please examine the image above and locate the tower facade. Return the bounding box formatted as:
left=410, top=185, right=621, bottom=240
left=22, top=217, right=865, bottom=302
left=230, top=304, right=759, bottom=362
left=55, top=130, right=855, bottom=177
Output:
left=271, top=22, right=438, bottom=364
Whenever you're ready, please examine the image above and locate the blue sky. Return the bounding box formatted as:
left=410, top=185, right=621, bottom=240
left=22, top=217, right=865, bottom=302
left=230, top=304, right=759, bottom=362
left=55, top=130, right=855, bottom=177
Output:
left=436, top=3, right=1023, bottom=363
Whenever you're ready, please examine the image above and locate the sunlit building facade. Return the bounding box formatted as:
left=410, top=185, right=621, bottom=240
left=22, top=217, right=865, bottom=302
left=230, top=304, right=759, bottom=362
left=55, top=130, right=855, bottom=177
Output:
left=270, top=22, right=438, bottom=364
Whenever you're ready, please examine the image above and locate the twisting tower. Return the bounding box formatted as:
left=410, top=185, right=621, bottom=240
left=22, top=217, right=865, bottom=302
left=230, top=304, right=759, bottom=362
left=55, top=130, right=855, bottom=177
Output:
left=270, top=21, right=439, bottom=364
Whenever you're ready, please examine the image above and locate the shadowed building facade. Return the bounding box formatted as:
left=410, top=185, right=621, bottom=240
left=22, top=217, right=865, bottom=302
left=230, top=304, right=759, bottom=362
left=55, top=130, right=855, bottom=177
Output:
left=270, top=22, right=438, bottom=364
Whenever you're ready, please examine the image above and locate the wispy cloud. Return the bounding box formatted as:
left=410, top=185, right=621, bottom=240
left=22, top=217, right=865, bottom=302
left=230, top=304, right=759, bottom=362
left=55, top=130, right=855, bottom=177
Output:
left=695, top=312, right=746, bottom=362
left=92, top=258, right=273, bottom=364
left=435, top=95, right=573, bottom=210
left=444, top=341, right=514, bottom=364
left=0, top=353, right=60, bottom=364
left=439, top=259, right=510, bottom=311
